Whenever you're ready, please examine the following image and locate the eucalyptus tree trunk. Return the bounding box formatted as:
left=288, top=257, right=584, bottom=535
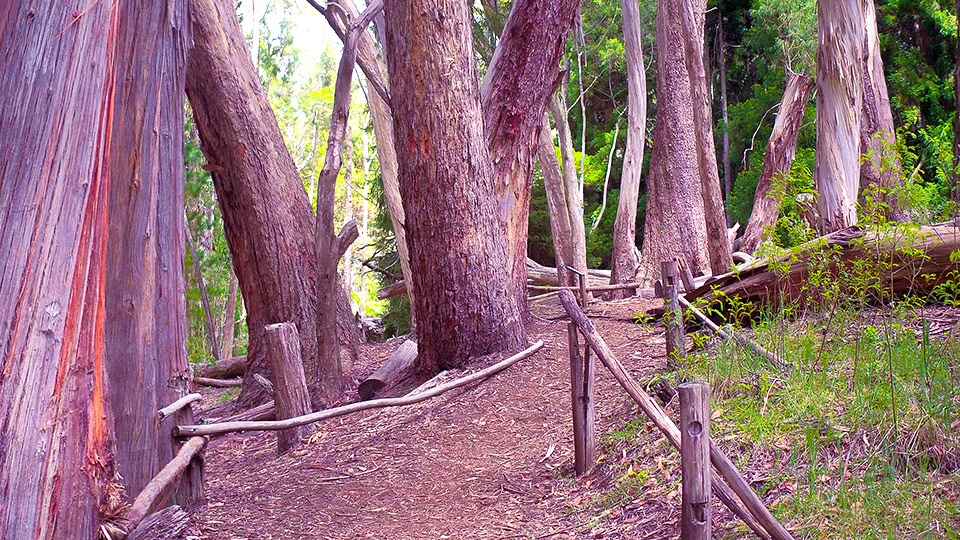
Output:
left=480, top=0, right=580, bottom=312
left=0, top=1, right=120, bottom=536
left=680, top=0, right=733, bottom=274
left=860, top=0, right=907, bottom=221
left=814, top=0, right=864, bottom=233
left=384, top=0, right=527, bottom=373
left=549, top=93, right=591, bottom=289
left=640, top=0, right=712, bottom=282
left=608, top=0, right=648, bottom=298
left=538, top=115, right=576, bottom=286
left=323, top=0, right=418, bottom=330
left=105, top=0, right=202, bottom=504
left=740, top=71, right=815, bottom=254
left=186, top=0, right=356, bottom=408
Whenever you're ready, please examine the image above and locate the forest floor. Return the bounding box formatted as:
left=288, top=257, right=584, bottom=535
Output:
left=188, top=296, right=770, bottom=539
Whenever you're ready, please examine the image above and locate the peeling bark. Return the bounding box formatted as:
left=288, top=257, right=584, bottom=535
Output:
left=814, top=0, right=864, bottom=233
left=608, top=0, right=648, bottom=298
left=0, top=0, right=121, bottom=536
left=741, top=71, right=814, bottom=254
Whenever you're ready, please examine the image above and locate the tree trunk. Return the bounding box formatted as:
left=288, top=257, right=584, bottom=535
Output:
left=384, top=0, right=527, bottom=372
left=549, top=93, right=591, bottom=289
left=859, top=0, right=907, bottom=222
left=538, top=115, right=576, bottom=287
left=740, top=71, right=814, bottom=254
left=186, top=0, right=353, bottom=408
left=221, top=270, right=238, bottom=359
left=718, top=22, right=733, bottom=227
left=328, top=2, right=418, bottom=330
left=814, top=0, right=864, bottom=233
left=480, top=0, right=580, bottom=312
left=0, top=1, right=120, bottom=536
left=608, top=0, right=648, bottom=298
left=680, top=0, right=733, bottom=275
left=640, top=0, right=713, bottom=283
left=105, top=0, right=203, bottom=506
left=955, top=0, right=960, bottom=204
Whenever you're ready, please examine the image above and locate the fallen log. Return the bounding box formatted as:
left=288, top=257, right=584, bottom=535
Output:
left=526, top=258, right=608, bottom=287
left=559, top=290, right=793, bottom=540
left=358, top=339, right=418, bottom=400
left=194, top=376, right=243, bottom=388
left=105, top=436, right=206, bottom=538
left=197, top=355, right=248, bottom=379
left=687, top=222, right=960, bottom=309
left=175, top=341, right=544, bottom=438
left=125, top=506, right=190, bottom=540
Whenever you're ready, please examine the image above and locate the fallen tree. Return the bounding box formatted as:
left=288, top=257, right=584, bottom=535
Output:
left=197, top=355, right=247, bottom=379
left=687, top=222, right=960, bottom=309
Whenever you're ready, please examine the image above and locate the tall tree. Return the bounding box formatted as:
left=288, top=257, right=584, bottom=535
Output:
left=608, top=0, right=648, bottom=297
left=480, top=0, right=580, bottom=310
left=814, top=0, right=864, bottom=233
left=860, top=0, right=907, bottom=221
left=640, top=0, right=713, bottom=280
left=186, top=0, right=358, bottom=408
left=105, top=0, right=202, bottom=502
left=740, top=71, right=815, bottom=253
left=549, top=92, right=591, bottom=288
left=384, top=0, right=527, bottom=372
left=680, top=0, right=733, bottom=274
left=0, top=0, right=119, bottom=536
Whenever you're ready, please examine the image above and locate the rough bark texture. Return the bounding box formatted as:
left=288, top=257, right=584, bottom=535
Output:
left=186, top=0, right=355, bottom=408
left=0, top=1, right=120, bottom=536
left=105, top=0, right=202, bottom=505
left=640, top=0, right=712, bottom=282
left=480, top=0, right=580, bottom=311
left=384, top=0, right=527, bottom=372
left=608, top=0, right=648, bottom=298
left=549, top=93, right=591, bottom=288
left=859, top=0, right=907, bottom=221
left=741, top=71, right=814, bottom=254
left=334, top=1, right=418, bottom=330
left=679, top=0, right=733, bottom=275
left=814, top=0, right=864, bottom=233
left=265, top=323, right=315, bottom=453
left=538, top=115, right=576, bottom=287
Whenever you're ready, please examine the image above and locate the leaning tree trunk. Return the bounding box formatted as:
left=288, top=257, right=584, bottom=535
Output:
left=680, top=0, right=733, bottom=275
left=105, top=0, right=202, bottom=504
left=186, top=0, right=356, bottom=409
left=549, top=92, right=591, bottom=289
left=538, top=115, right=576, bottom=286
left=640, top=0, right=712, bottom=282
left=0, top=1, right=120, bottom=536
left=320, top=0, right=418, bottom=331
left=740, top=71, right=814, bottom=254
left=860, top=0, right=907, bottom=222
left=384, top=0, right=527, bottom=373
left=608, top=0, right=648, bottom=298
left=480, top=0, right=580, bottom=312
left=814, top=0, right=864, bottom=233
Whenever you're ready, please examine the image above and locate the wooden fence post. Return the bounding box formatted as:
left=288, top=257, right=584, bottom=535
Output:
left=566, top=266, right=595, bottom=475
left=661, top=260, right=685, bottom=362
left=265, top=322, right=315, bottom=453
left=679, top=382, right=711, bottom=540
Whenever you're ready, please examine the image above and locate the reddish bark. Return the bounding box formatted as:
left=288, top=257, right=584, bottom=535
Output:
left=186, top=0, right=357, bottom=408
left=480, top=0, right=580, bottom=311
left=640, top=0, right=712, bottom=281
left=0, top=0, right=120, bottom=536
left=105, top=0, right=203, bottom=504
left=384, top=0, right=527, bottom=372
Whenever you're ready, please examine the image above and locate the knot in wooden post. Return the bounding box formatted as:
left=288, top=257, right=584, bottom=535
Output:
left=679, top=381, right=711, bottom=540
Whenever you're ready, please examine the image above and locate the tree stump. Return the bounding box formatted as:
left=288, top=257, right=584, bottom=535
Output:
left=265, top=323, right=315, bottom=453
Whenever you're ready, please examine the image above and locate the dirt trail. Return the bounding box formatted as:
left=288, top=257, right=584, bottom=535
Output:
left=192, top=298, right=688, bottom=539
